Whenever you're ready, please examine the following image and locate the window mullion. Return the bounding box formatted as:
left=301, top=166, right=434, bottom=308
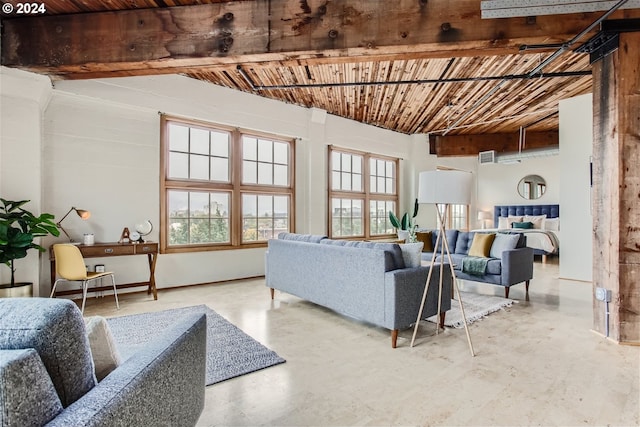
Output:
left=231, top=129, right=242, bottom=246
left=363, top=153, right=371, bottom=239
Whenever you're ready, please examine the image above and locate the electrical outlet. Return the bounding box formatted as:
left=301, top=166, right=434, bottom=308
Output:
left=595, top=287, right=612, bottom=302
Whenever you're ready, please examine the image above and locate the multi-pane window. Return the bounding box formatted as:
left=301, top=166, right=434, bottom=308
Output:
left=328, top=146, right=399, bottom=239
left=167, top=191, right=230, bottom=245
left=161, top=116, right=294, bottom=252
left=437, top=204, right=470, bottom=231
left=242, top=194, right=289, bottom=242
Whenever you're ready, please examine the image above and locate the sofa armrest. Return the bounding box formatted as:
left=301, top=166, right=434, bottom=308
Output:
left=384, top=266, right=452, bottom=330
left=501, top=247, right=534, bottom=286
left=47, top=313, right=206, bottom=427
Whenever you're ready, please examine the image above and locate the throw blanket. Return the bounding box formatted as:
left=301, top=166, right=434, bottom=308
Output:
left=462, top=256, right=489, bottom=276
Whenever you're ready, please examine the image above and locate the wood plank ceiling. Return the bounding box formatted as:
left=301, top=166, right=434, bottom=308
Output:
left=189, top=52, right=591, bottom=135
left=1, top=0, right=635, bottom=148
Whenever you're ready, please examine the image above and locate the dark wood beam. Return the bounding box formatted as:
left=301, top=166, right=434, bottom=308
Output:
left=592, top=31, right=640, bottom=344
left=2, top=1, right=639, bottom=79
left=430, top=131, right=558, bottom=156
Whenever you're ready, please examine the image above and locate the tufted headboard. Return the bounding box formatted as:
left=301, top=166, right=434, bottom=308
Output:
left=494, top=204, right=559, bottom=227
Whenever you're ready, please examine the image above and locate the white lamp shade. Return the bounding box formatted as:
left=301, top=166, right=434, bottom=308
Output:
left=477, top=211, right=492, bottom=221
left=418, top=170, right=473, bottom=205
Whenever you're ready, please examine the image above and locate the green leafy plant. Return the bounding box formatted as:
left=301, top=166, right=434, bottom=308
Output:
left=389, top=198, right=419, bottom=241
left=0, top=198, right=60, bottom=286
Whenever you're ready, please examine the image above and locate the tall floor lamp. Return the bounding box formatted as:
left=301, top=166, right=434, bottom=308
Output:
left=410, top=170, right=475, bottom=356
left=57, top=207, right=91, bottom=242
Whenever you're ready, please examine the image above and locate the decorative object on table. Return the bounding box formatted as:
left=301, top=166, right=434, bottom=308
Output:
left=118, top=227, right=131, bottom=244
left=410, top=170, right=475, bottom=356
left=83, top=233, right=95, bottom=245
left=50, top=243, right=119, bottom=314
left=389, top=198, right=419, bottom=242
left=134, top=220, right=153, bottom=243
left=56, top=206, right=91, bottom=242
left=477, top=210, right=492, bottom=229
left=426, top=292, right=516, bottom=328
left=107, top=304, right=286, bottom=385
left=0, top=198, right=60, bottom=295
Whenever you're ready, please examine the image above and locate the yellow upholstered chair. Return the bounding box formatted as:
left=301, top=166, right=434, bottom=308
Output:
left=50, top=244, right=119, bottom=314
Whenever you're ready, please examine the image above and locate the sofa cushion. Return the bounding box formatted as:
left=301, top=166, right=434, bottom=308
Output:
left=400, top=242, right=423, bottom=268
left=433, top=253, right=501, bottom=275
left=444, top=253, right=466, bottom=269
left=415, top=231, right=433, bottom=252
left=486, top=258, right=502, bottom=275
left=0, top=349, right=63, bottom=427
left=454, top=232, right=475, bottom=255
left=490, top=233, right=520, bottom=259
left=85, top=316, right=123, bottom=381
left=469, top=233, right=496, bottom=257
left=0, top=298, right=97, bottom=407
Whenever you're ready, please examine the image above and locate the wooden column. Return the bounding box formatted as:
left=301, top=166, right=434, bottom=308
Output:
left=592, top=31, right=640, bottom=344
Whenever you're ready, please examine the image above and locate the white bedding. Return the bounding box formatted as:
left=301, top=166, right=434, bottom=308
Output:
left=477, top=228, right=560, bottom=254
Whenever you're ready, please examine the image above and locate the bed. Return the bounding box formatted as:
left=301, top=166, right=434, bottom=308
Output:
left=492, top=204, right=560, bottom=263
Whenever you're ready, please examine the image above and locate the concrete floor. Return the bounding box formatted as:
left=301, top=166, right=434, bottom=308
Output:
left=84, top=258, right=640, bottom=426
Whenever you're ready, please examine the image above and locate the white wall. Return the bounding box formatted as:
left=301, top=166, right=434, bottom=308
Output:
left=476, top=155, right=560, bottom=226
left=1, top=68, right=585, bottom=293
left=559, top=93, right=593, bottom=281
left=30, top=74, right=413, bottom=293
left=0, top=67, right=51, bottom=292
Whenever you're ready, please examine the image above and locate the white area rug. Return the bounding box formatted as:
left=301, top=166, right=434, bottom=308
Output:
left=427, top=291, right=516, bottom=328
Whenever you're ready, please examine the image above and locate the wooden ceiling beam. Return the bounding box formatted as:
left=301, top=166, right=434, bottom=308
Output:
left=431, top=131, right=558, bottom=156
left=3, top=0, right=639, bottom=79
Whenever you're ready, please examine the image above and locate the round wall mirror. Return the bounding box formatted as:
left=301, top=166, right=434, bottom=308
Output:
left=517, top=174, right=546, bottom=200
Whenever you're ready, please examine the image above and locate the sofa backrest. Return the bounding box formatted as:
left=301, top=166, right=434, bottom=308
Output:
left=277, top=232, right=327, bottom=243
left=276, top=233, right=406, bottom=271
left=319, top=239, right=405, bottom=271
left=454, top=231, right=476, bottom=255
left=0, top=298, right=96, bottom=407
left=266, top=238, right=392, bottom=325
left=416, top=229, right=459, bottom=253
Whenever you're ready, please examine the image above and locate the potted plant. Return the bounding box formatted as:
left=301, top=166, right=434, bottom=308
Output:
left=0, top=198, right=60, bottom=296
left=389, top=198, right=419, bottom=242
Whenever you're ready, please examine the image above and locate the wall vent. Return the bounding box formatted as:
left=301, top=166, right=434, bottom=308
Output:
left=478, top=150, right=496, bottom=164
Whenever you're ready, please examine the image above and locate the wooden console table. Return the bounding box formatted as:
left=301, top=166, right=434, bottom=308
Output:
left=49, top=242, right=158, bottom=300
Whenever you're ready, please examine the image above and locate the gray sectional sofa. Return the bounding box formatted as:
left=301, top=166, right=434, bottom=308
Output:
left=0, top=298, right=206, bottom=427
left=418, top=229, right=534, bottom=298
left=265, top=233, right=452, bottom=348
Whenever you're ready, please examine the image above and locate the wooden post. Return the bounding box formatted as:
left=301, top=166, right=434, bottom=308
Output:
left=592, top=31, right=640, bottom=344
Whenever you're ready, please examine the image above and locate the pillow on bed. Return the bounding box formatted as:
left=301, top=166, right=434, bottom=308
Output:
left=523, top=215, right=546, bottom=229
left=543, top=217, right=560, bottom=231
left=512, top=221, right=533, bottom=229
left=498, top=216, right=523, bottom=229
left=498, top=217, right=509, bottom=229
